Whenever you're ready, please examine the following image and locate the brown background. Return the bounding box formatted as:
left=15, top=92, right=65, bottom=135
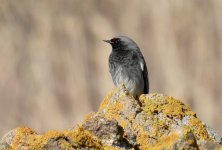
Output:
left=0, top=0, right=221, bottom=136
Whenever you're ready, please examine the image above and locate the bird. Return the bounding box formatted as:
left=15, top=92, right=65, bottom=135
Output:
left=103, top=36, right=149, bottom=98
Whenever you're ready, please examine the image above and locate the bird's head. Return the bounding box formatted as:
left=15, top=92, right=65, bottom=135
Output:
left=103, top=36, right=139, bottom=51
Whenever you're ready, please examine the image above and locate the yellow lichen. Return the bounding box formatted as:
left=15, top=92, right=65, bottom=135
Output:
left=140, top=94, right=196, bottom=119
left=44, top=130, right=64, bottom=139
left=179, top=127, right=199, bottom=148
left=136, top=131, right=151, bottom=150
left=64, top=126, right=103, bottom=149
left=131, top=123, right=151, bottom=150
left=104, top=101, right=122, bottom=120
left=11, top=127, right=36, bottom=149
left=150, top=117, right=168, bottom=138
left=4, top=90, right=217, bottom=150
left=23, top=130, right=65, bottom=149
left=104, top=146, right=120, bottom=150
left=10, top=126, right=106, bottom=149
left=83, top=112, right=95, bottom=123
left=188, top=117, right=210, bottom=140
left=147, top=132, right=179, bottom=150
left=135, top=94, right=212, bottom=149
left=99, top=90, right=114, bottom=110
left=134, top=124, right=174, bottom=150
left=59, top=139, right=73, bottom=150
left=119, top=119, right=128, bottom=129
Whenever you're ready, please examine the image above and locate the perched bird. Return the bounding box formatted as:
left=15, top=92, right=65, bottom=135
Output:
left=104, top=36, right=149, bottom=98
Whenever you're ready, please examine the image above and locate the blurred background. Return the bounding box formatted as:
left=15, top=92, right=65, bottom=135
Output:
left=0, top=0, right=222, bottom=136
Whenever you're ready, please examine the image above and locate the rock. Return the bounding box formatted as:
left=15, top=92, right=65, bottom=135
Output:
left=205, top=124, right=222, bottom=144
left=1, top=85, right=221, bottom=149
left=82, top=114, right=126, bottom=147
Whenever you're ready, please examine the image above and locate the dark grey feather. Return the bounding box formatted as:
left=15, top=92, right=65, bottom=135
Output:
left=105, top=36, right=149, bottom=98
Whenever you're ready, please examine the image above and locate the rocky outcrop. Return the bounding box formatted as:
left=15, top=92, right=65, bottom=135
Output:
left=1, top=85, right=221, bottom=149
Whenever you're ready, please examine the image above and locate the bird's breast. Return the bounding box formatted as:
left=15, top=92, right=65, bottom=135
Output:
left=109, top=51, right=145, bottom=97
left=112, top=64, right=144, bottom=96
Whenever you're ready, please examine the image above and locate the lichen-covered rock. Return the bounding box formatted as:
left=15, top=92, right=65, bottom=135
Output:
left=1, top=85, right=222, bottom=150
left=0, top=127, right=108, bottom=150
left=82, top=114, right=126, bottom=147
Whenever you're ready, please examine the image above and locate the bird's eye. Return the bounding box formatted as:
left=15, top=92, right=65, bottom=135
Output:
left=111, top=38, right=120, bottom=43
left=116, top=39, right=120, bottom=42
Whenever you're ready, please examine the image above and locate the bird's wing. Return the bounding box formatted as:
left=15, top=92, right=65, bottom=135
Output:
left=137, top=51, right=149, bottom=94
left=108, top=54, right=118, bottom=85
left=142, top=60, right=149, bottom=94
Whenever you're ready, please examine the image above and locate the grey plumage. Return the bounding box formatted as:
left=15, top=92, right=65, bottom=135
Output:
left=104, top=36, right=149, bottom=98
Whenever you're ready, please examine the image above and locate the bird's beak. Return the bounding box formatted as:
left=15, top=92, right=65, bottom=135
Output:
left=103, top=40, right=112, bottom=44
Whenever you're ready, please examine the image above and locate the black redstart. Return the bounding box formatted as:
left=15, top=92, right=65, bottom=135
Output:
left=104, top=36, right=149, bottom=98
